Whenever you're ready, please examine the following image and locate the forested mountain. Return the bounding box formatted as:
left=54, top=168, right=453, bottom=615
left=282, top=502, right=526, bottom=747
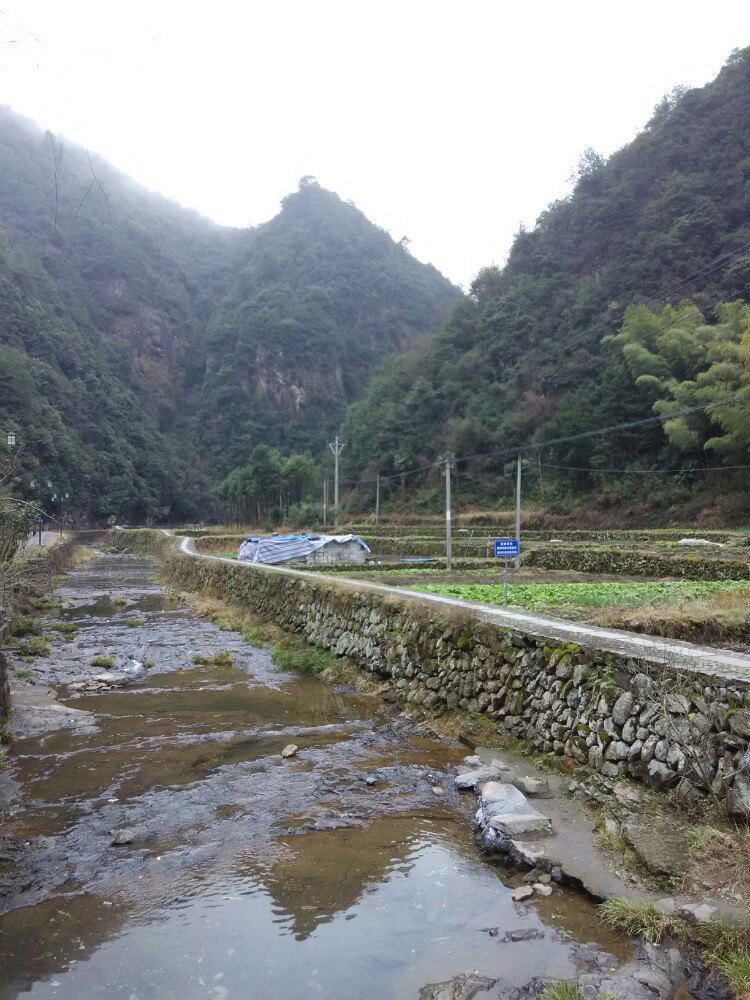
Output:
left=197, top=179, right=458, bottom=474
left=0, top=108, right=457, bottom=521
left=343, top=47, right=750, bottom=520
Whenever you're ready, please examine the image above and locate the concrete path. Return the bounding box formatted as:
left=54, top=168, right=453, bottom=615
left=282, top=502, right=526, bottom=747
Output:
left=19, top=530, right=67, bottom=552
left=172, top=534, right=750, bottom=683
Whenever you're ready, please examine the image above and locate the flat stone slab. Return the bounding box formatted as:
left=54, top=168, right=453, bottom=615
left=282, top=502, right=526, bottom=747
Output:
left=9, top=682, right=97, bottom=737
left=454, top=762, right=511, bottom=789
left=480, top=780, right=528, bottom=809
left=489, top=813, right=552, bottom=836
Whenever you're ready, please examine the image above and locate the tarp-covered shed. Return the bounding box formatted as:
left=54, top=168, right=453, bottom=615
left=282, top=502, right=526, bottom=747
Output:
left=238, top=533, right=370, bottom=566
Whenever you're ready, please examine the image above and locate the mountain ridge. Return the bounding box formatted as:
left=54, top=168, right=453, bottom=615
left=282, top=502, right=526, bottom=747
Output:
left=0, top=107, right=459, bottom=520
left=342, top=46, right=750, bottom=521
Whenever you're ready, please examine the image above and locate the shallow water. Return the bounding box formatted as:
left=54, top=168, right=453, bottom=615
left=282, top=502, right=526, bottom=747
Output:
left=0, top=553, right=628, bottom=999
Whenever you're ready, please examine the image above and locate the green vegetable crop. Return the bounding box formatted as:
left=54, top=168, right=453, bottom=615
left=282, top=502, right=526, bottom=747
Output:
left=408, top=580, right=750, bottom=610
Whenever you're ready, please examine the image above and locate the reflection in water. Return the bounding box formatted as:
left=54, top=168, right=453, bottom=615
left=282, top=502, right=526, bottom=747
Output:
left=0, top=553, right=629, bottom=1000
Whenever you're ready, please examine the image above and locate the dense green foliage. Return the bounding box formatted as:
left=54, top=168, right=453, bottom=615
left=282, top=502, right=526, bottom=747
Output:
left=615, top=300, right=750, bottom=459
left=0, top=112, right=457, bottom=520
left=343, top=49, right=750, bottom=517
left=0, top=107, right=232, bottom=521
left=214, top=445, right=318, bottom=523
left=409, top=580, right=750, bottom=609
left=198, top=179, right=458, bottom=472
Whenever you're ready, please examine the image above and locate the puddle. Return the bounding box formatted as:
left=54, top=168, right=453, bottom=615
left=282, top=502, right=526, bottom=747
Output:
left=0, top=552, right=629, bottom=999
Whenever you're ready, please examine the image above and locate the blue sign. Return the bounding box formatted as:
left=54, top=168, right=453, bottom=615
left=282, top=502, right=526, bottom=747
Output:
left=494, top=538, right=519, bottom=558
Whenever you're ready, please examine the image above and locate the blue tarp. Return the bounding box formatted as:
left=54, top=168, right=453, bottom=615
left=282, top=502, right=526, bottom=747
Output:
left=238, top=533, right=370, bottom=565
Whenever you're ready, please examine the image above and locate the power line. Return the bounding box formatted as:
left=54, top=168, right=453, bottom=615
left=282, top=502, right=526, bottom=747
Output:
left=538, top=461, right=750, bottom=476
left=535, top=242, right=750, bottom=373
left=349, top=390, right=750, bottom=487
left=539, top=250, right=750, bottom=383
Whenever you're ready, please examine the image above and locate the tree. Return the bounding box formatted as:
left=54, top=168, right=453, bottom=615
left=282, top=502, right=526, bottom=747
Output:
left=614, top=300, right=750, bottom=462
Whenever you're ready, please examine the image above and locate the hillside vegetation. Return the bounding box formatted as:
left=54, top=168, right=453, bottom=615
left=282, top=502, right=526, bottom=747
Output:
left=198, top=179, right=458, bottom=473
left=0, top=110, right=457, bottom=520
left=343, top=48, right=750, bottom=523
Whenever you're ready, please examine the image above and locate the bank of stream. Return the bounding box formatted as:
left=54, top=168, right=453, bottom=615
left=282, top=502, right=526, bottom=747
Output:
left=1, top=550, right=641, bottom=998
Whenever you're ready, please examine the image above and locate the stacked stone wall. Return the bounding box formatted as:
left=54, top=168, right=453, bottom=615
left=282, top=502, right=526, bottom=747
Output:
left=525, top=546, right=750, bottom=581
left=115, top=530, right=750, bottom=815
left=0, top=617, right=9, bottom=723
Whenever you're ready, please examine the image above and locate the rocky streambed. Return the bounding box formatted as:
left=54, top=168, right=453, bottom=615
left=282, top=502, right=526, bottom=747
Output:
left=0, top=550, right=702, bottom=999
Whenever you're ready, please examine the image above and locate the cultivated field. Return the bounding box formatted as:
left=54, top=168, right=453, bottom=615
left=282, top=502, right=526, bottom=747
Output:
left=178, top=519, right=750, bottom=650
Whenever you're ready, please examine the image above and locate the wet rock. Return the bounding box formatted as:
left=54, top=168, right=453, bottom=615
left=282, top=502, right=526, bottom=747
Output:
left=418, top=973, right=498, bottom=1000
left=281, top=744, right=298, bottom=758
left=431, top=785, right=445, bottom=796
left=493, top=928, right=544, bottom=942
left=455, top=762, right=511, bottom=789
left=93, top=672, right=128, bottom=687
left=512, top=885, right=534, bottom=901
left=110, top=828, right=135, bottom=846
left=505, top=839, right=552, bottom=869
left=570, top=942, right=618, bottom=970
left=532, top=883, right=552, bottom=896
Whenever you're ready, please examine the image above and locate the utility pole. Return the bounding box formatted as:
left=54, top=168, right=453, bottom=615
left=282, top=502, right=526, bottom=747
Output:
left=328, top=435, right=345, bottom=528
left=375, top=475, right=380, bottom=525
left=515, top=457, right=522, bottom=569
left=445, top=460, right=452, bottom=572
left=323, top=477, right=327, bottom=525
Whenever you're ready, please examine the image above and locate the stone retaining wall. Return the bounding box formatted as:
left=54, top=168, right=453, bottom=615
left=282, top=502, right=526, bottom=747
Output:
left=0, top=532, right=105, bottom=724
left=115, top=529, right=750, bottom=816
left=525, top=545, right=750, bottom=581
left=0, top=617, right=9, bottom=724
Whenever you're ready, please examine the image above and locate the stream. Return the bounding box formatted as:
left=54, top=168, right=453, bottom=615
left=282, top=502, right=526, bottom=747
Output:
left=0, top=551, right=629, bottom=999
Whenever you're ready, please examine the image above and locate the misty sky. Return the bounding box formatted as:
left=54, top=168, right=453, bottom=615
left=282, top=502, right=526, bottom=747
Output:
left=1, top=1, right=749, bottom=287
